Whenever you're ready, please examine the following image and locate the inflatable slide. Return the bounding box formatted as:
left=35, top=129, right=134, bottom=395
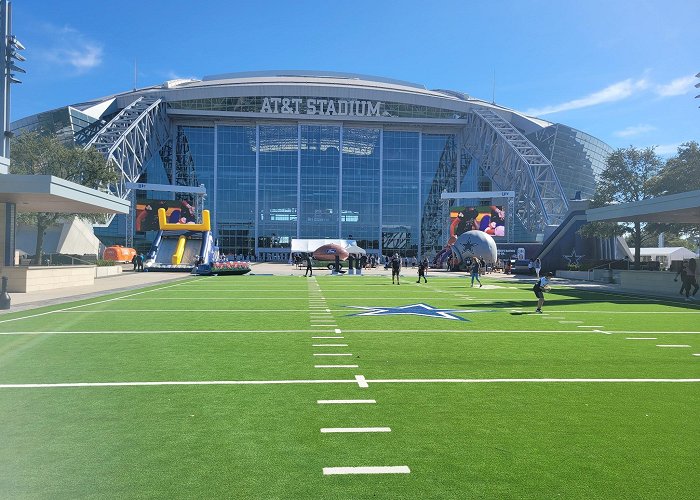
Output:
left=144, top=209, right=214, bottom=272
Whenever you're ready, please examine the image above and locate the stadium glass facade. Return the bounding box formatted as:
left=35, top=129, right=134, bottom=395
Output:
left=12, top=71, right=613, bottom=260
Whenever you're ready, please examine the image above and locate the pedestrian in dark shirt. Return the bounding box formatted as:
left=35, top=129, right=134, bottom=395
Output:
left=417, top=259, right=427, bottom=283
left=304, top=253, right=313, bottom=277
left=391, top=253, right=401, bottom=285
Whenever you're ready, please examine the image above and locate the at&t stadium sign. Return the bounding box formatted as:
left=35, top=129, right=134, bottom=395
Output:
left=260, top=97, right=383, bottom=117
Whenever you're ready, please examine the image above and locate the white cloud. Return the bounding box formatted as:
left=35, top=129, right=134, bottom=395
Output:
left=613, top=124, right=656, bottom=138
left=654, top=75, right=696, bottom=97
left=652, top=143, right=682, bottom=156
left=165, top=71, right=200, bottom=81
left=34, top=24, right=103, bottom=74
left=525, top=78, right=649, bottom=116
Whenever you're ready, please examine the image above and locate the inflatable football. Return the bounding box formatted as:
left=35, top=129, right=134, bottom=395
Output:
left=451, top=230, right=498, bottom=265
left=312, top=244, right=350, bottom=261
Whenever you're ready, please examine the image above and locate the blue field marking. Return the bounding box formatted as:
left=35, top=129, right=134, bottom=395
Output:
left=344, top=303, right=492, bottom=321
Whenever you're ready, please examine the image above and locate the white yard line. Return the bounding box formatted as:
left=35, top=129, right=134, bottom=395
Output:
left=625, top=337, right=657, bottom=340
left=323, top=466, right=410, bottom=475
left=313, top=353, right=353, bottom=356
left=321, top=427, right=390, bottom=433
left=312, top=344, right=348, bottom=347
left=317, top=400, right=376, bottom=404
left=2, top=378, right=698, bottom=390
left=3, top=328, right=699, bottom=336
left=312, top=336, right=344, bottom=339
left=656, top=345, right=691, bottom=348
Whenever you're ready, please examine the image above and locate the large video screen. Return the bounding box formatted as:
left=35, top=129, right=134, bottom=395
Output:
left=135, top=198, right=196, bottom=231
left=449, top=205, right=506, bottom=238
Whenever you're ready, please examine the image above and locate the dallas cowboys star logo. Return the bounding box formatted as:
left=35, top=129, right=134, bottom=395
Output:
left=460, top=238, right=475, bottom=253
left=345, top=303, right=488, bottom=321
left=563, top=249, right=584, bottom=265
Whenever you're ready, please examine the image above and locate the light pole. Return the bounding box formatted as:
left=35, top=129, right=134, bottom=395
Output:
left=0, top=0, right=25, bottom=168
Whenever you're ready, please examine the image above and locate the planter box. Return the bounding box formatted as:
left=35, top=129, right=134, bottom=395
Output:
left=0, top=265, right=95, bottom=293
left=556, top=270, right=589, bottom=280
left=95, top=265, right=122, bottom=278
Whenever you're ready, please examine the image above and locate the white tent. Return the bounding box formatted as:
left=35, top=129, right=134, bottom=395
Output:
left=639, top=247, right=698, bottom=269
left=291, top=238, right=357, bottom=253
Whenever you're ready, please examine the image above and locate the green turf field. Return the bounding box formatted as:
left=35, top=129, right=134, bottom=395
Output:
left=1, top=274, right=698, bottom=499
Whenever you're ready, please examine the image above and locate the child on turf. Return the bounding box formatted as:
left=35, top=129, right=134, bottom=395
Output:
left=533, top=272, right=553, bottom=313
left=470, top=259, right=482, bottom=287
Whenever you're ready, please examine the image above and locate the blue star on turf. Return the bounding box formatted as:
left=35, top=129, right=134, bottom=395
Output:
left=345, top=303, right=485, bottom=321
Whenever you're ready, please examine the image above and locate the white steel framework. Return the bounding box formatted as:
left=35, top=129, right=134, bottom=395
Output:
left=461, top=109, right=569, bottom=235
left=84, top=96, right=170, bottom=227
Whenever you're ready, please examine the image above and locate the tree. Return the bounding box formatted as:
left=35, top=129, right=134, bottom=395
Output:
left=579, top=146, right=662, bottom=269
left=11, top=132, right=119, bottom=264
left=646, top=141, right=700, bottom=245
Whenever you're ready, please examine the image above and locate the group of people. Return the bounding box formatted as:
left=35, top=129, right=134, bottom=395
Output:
left=675, top=258, right=699, bottom=301
left=388, top=254, right=430, bottom=285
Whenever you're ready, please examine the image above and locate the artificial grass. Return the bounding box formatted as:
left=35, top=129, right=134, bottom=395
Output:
left=0, top=274, right=698, bottom=499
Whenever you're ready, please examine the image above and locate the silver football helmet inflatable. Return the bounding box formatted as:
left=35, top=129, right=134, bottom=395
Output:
left=451, top=230, right=498, bottom=265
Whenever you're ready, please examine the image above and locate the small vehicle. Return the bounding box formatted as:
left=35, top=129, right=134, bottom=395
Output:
left=103, top=245, right=137, bottom=263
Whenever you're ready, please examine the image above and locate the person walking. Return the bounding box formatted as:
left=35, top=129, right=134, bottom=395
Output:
left=131, top=254, right=138, bottom=272
left=534, top=258, right=542, bottom=278
left=533, top=272, right=554, bottom=313
left=417, top=259, right=427, bottom=283
left=304, top=253, right=313, bottom=277
left=391, top=253, right=401, bottom=285
left=674, top=261, right=690, bottom=297
left=470, top=259, right=482, bottom=288
left=686, top=258, right=699, bottom=300
left=136, top=253, right=144, bottom=272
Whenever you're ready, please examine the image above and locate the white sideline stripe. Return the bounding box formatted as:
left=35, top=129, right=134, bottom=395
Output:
left=578, top=325, right=604, bottom=328
left=313, top=344, right=348, bottom=347
left=4, top=328, right=700, bottom=336
left=656, top=345, right=690, bottom=348
left=323, top=466, right=410, bottom=475
left=321, top=427, right=390, bottom=433
left=317, top=400, right=376, bottom=404
left=312, top=336, right=344, bottom=339
left=594, top=329, right=612, bottom=335
left=355, top=375, right=369, bottom=388
left=2, top=378, right=699, bottom=390
left=0, top=280, right=189, bottom=325
left=314, top=365, right=359, bottom=369
left=314, top=353, right=352, bottom=356
left=693, top=354, right=700, bottom=356
left=335, top=329, right=342, bottom=334
left=626, top=337, right=657, bottom=340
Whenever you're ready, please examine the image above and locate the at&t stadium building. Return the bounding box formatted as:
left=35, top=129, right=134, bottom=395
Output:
left=12, top=71, right=612, bottom=260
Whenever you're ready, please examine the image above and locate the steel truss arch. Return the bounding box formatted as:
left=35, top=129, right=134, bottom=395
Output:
left=83, top=96, right=170, bottom=226
left=460, top=109, right=569, bottom=235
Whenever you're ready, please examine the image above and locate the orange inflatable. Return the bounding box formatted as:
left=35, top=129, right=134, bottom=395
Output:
left=103, top=245, right=137, bottom=262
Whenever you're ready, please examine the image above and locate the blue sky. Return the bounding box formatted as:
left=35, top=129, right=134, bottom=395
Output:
left=10, top=0, right=700, bottom=155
